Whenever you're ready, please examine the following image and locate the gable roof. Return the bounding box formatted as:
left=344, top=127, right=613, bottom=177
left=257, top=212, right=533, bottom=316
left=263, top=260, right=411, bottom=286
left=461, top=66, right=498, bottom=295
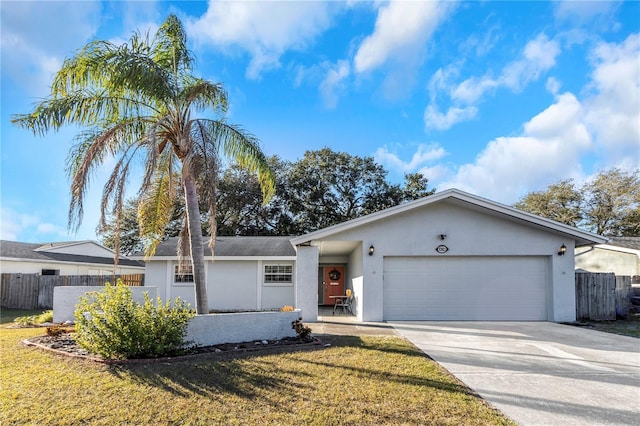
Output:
left=0, top=240, right=144, bottom=267
left=590, top=237, right=640, bottom=255
left=607, top=237, right=640, bottom=251
left=290, top=188, right=608, bottom=247
left=140, top=236, right=296, bottom=259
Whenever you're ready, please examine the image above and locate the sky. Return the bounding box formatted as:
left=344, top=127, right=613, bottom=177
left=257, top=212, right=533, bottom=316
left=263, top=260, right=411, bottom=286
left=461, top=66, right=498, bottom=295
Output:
left=1, top=0, right=639, bottom=244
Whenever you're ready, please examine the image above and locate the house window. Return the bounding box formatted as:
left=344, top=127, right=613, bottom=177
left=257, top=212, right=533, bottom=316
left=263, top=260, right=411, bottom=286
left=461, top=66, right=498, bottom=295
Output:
left=174, top=265, right=194, bottom=283
left=264, top=264, right=293, bottom=285
left=41, top=269, right=59, bottom=276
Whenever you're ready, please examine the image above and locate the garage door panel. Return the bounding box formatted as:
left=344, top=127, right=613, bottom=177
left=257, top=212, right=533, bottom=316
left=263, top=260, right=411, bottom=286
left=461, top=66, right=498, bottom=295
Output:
left=383, top=256, right=548, bottom=321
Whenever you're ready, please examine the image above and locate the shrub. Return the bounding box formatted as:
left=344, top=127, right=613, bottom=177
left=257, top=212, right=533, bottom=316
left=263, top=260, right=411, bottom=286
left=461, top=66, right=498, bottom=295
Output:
left=13, top=310, right=53, bottom=327
left=74, top=280, right=195, bottom=359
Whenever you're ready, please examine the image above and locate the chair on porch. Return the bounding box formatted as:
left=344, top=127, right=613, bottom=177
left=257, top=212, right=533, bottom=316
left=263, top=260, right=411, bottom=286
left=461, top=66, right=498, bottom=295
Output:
left=333, top=289, right=354, bottom=315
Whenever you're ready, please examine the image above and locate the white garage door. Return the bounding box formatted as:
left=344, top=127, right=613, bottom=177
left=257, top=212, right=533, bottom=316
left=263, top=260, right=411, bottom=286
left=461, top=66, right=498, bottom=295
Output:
left=383, top=256, right=548, bottom=321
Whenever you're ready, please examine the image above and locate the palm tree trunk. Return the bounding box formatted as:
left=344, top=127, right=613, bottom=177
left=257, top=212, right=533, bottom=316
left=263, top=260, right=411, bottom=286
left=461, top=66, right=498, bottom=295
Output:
left=183, top=170, right=209, bottom=314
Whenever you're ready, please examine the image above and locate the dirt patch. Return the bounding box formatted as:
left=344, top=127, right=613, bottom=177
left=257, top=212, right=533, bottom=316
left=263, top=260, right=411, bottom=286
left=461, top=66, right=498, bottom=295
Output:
left=23, top=333, right=327, bottom=364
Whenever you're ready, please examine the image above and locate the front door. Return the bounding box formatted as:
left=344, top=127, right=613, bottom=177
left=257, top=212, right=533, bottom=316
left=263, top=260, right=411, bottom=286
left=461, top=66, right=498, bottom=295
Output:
left=323, top=265, right=345, bottom=305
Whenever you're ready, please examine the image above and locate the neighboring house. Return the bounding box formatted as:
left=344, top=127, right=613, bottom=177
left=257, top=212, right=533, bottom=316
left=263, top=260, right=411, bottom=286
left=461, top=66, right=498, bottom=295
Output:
left=0, top=240, right=144, bottom=275
left=140, top=189, right=607, bottom=323
left=575, top=237, right=640, bottom=277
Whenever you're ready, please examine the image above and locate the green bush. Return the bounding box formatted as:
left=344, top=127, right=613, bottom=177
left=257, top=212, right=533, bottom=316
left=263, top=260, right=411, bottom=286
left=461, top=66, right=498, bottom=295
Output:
left=13, top=310, right=53, bottom=327
left=74, top=280, right=195, bottom=359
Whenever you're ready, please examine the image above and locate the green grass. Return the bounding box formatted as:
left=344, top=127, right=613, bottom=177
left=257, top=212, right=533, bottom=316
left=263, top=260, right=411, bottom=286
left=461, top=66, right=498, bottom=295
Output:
left=583, top=312, right=640, bottom=338
left=1, top=309, right=49, bottom=326
left=0, top=327, right=514, bottom=425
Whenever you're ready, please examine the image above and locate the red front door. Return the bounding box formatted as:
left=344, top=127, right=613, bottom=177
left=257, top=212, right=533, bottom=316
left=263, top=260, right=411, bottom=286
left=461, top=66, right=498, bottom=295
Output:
left=323, top=266, right=345, bottom=305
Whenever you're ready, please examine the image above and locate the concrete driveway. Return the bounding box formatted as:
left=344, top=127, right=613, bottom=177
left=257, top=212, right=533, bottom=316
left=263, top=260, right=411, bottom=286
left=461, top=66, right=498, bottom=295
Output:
left=389, top=322, right=640, bottom=426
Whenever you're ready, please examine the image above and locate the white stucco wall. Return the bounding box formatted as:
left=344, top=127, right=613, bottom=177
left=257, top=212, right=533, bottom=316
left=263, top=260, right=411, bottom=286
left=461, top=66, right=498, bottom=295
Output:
left=575, top=247, right=639, bottom=276
left=314, top=202, right=576, bottom=322
left=143, top=259, right=295, bottom=312
left=186, top=311, right=300, bottom=346
left=295, top=246, right=318, bottom=321
left=53, top=286, right=157, bottom=323
left=40, top=242, right=114, bottom=257
left=0, top=259, right=143, bottom=275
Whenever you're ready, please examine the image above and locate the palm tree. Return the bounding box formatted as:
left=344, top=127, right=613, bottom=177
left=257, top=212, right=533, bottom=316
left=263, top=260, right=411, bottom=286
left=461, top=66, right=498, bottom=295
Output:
left=12, top=15, right=275, bottom=314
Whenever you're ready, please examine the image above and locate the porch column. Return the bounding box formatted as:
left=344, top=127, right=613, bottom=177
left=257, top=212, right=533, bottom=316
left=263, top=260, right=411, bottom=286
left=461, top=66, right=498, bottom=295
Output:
left=295, top=245, right=319, bottom=322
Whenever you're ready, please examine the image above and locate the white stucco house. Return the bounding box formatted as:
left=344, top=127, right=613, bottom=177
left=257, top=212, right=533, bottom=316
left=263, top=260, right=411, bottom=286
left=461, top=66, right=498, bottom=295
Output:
left=0, top=240, right=144, bottom=275
left=139, top=189, right=607, bottom=323
left=575, top=237, right=640, bottom=278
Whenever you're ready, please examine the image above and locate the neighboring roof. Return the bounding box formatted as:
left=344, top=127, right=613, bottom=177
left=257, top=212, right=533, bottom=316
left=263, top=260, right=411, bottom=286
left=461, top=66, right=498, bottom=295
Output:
left=607, top=237, right=640, bottom=251
left=144, top=236, right=296, bottom=258
left=291, top=188, right=608, bottom=248
left=0, top=240, right=144, bottom=267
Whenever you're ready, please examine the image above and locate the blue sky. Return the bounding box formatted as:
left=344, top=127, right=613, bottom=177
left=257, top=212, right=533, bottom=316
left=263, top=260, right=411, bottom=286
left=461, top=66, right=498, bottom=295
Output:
left=1, top=0, right=639, bottom=243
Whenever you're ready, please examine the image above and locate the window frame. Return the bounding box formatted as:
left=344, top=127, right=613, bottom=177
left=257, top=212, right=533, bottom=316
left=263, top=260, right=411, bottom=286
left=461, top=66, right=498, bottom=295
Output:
left=263, top=264, right=294, bottom=287
left=173, top=264, right=194, bottom=285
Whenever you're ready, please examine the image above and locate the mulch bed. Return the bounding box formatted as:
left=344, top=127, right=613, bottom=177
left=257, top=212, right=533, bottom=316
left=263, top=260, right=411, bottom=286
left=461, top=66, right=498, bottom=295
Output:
left=23, top=333, right=327, bottom=365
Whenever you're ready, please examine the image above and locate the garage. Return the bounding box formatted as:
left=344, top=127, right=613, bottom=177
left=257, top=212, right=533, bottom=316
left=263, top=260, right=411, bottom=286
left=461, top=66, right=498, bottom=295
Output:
left=383, top=256, right=549, bottom=321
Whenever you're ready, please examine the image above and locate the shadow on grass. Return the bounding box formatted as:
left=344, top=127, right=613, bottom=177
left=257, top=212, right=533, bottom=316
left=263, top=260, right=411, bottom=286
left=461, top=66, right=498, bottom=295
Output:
left=107, top=335, right=474, bottom=403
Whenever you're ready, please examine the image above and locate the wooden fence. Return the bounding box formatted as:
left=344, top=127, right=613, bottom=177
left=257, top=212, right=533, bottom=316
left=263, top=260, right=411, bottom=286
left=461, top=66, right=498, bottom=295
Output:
left=0, top=274, right=144, bottom=310
left=575, top=272, right=633, bottom=321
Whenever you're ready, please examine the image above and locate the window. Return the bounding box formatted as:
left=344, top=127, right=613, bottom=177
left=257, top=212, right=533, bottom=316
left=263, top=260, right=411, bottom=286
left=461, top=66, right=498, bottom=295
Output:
left=174, top=265, right=194, bottom=283
left=41, top=269, right=59, bottom=276
left=264, top=264, right=293, bottom=285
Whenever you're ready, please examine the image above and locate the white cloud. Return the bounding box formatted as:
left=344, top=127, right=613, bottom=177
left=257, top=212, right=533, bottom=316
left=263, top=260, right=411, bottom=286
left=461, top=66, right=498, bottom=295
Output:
left=0, top=207, right=67, bottom=242
left=584, top=33, right=640, bottom=168
left=554, top=0, right=621, bottom=27
left=429, top=33, right=561, bottom=130
left=451, top=76, right=498, bottom=105
left=451, top=33, right=560, bottom=105
left=375, top=144, right=447, bottom=173
left=354, top=0, right=452, bottom=74
left=501, top=34, right=561, bottom=91
left=319, top=60, right=351, bottom=109
left=546, top=77, right=561, bottom=95
left=0, top=1, right=101, bottom=95
left=439, top=92, right=592, bottom=203
left=424, top=105, right=478, bottom=131
left=187, top=1, right=339, bottom=79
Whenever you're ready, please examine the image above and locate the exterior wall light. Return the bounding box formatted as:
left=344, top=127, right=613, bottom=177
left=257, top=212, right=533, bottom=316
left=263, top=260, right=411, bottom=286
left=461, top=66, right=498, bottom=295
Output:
left=368, top=245, right=375, bottom=256
left=439, top=234, right=447, bottom=240
left=558, top=244, right=567, bottom=256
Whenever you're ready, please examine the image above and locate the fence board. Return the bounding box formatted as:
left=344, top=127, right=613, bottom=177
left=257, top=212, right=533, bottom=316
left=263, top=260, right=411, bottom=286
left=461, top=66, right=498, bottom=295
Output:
left=0, top=274, right=144, bottom=310
left=615, top=276, right=631, bottom=317
left=575, top=272, right=626, bottom=321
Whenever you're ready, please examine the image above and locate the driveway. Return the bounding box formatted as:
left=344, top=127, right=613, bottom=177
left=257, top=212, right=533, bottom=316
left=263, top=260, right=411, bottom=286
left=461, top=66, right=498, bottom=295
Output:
left=389, top=322, right=640, bottom=426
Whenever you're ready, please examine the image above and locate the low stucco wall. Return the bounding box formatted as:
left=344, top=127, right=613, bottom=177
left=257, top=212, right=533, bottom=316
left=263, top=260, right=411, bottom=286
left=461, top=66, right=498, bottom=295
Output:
left=53, top=286, right=157, bottom=323
left=186, top=310, right=301, bottom=346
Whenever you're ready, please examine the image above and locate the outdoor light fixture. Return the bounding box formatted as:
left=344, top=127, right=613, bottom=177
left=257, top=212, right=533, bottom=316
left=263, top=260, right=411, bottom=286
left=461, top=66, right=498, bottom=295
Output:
left=558, top=244, right=567, bottom=256
left=368, top=245, right=375, bottom=256
left=439, top=234, right=447, bottom=240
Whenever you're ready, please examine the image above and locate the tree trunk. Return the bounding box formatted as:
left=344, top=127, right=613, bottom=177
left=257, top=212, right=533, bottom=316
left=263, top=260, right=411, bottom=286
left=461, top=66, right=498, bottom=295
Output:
left=183, top=170, right=209, bottom=314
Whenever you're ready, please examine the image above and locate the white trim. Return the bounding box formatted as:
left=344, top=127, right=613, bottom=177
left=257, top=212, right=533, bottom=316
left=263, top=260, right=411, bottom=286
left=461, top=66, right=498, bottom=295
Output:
left=589, top=244, right=640, bottom=256
left=133, top=255, right=296, bottom=261
left=291, top=188, right=607, bottom=247
left=256, top=260, right=263, bottom=310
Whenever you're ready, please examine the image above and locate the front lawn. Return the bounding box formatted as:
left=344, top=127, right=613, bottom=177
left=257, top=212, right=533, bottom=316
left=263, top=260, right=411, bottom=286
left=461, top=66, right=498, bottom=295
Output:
left=0, top=326, right=514, bottom=425
left=580, top=312, right=640, bottom=338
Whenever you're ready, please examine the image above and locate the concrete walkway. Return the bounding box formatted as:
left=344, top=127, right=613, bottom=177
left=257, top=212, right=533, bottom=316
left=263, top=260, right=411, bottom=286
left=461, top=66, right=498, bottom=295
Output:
left=389, top=321, right=640, bottom=426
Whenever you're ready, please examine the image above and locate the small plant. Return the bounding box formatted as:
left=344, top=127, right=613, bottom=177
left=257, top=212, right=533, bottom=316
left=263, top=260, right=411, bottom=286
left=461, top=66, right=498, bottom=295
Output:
left=74, top=280, right=195, bottom=359
left=280, top=305, right=295, bottom=312
left=292, top=319, right=312, bottom=342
